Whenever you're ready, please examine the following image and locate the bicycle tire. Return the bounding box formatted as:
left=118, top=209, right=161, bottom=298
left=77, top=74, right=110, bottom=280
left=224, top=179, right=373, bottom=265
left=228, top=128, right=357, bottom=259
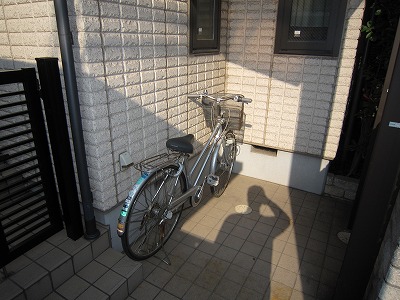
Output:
left=210, top=131, right=236, bottom=197
left=121, top=165, right=186, bottom=260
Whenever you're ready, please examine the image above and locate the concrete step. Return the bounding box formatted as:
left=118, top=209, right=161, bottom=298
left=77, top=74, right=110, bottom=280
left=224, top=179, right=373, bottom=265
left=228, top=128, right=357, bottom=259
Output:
left=0, top=225, right=143, bottom=300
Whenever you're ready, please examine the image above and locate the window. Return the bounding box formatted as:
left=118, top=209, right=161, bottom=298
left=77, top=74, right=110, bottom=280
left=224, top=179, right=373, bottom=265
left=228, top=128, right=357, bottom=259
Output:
left=275, top=0, right=347, bottom=57
left=190, top=0, right=221, bottom=54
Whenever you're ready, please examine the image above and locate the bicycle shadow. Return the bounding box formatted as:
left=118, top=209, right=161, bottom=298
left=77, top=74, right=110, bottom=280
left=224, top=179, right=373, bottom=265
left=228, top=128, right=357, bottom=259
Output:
left=140, top=180, right=291, bottom=299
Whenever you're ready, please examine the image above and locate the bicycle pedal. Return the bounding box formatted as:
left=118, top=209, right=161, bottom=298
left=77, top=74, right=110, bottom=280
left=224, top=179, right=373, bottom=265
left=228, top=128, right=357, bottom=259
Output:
left=207, top=175, right=219, bottom=186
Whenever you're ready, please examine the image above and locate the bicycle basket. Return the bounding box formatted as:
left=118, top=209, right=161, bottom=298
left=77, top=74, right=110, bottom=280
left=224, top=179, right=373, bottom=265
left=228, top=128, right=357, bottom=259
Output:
left=202, top=101, right=244, bottom=131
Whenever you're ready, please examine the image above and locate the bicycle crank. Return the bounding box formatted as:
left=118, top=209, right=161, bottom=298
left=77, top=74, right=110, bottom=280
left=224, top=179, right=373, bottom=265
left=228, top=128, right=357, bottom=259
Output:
left=207, top=174, right=219, bottom=186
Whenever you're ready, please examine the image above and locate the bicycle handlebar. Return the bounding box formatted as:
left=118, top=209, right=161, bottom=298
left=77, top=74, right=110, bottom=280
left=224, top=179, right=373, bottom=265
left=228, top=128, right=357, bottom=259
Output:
left=188, top=91, right=252, bottom=104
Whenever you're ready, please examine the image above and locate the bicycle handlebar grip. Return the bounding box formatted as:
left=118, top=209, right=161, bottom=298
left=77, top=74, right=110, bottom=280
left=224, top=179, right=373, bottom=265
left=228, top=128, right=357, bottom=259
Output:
left=240, top=97, right=252, bottom=104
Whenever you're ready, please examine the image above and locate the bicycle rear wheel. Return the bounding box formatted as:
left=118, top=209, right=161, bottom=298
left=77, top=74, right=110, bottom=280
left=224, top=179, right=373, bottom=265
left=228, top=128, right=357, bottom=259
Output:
left=211, top=131, right=236, bottom=197
left=121, top=165, right=186, bottom=260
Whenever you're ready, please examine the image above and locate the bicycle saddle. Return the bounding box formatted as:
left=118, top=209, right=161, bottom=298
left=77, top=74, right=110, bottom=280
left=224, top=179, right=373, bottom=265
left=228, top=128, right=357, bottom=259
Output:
left=166, top=134, right=194, bottom=154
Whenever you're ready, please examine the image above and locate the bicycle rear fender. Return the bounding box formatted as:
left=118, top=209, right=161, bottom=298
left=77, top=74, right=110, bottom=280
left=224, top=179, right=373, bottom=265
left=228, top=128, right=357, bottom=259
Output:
left=117, top=172, right=150, bottom=236
left=116, top=160, right=187, bottom=237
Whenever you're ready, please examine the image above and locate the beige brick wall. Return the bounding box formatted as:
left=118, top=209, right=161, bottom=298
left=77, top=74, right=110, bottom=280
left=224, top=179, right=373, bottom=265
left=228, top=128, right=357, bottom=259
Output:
left=70, top=0, right=227, bottom=210
left=0, top=0, right=363, bottom=211
left=225, top=0, right=364, bottom=159
left=0, top=0, right=60, bottom=69
left=0, top=0, right=228, bottom=211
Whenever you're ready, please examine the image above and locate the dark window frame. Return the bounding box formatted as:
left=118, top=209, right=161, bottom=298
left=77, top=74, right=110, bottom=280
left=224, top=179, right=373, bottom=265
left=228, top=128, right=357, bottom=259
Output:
left=189, top=0, right=221, bottom=55
left=274, top=0, right=348, bottom=57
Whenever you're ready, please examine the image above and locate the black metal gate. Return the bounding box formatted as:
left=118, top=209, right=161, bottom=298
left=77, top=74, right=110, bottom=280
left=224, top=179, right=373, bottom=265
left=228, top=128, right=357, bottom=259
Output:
left=0, top=68, right=63, bottom=268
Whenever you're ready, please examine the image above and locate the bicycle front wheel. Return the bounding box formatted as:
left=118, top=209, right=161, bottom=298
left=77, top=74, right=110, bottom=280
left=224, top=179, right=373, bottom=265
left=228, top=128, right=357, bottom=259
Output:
left=121, top=165, right=186, bottom=260
left=211, top=131, right=236, bottom=197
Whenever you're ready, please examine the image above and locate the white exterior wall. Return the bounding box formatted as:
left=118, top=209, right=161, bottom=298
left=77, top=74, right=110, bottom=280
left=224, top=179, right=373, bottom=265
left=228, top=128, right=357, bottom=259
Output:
left=70, top=0, right=227, bottom=211
left=225, top=0, right=364, bottom=160
left=0, top=1, right=60, bottom=69
left=0, top=0, right=227, bottom=211
left=0, top=0, right=363, bottom=211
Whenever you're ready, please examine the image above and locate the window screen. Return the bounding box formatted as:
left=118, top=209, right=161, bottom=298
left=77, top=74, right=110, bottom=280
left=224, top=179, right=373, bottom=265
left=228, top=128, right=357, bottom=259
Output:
left=275, top=0, right=347, bottom=57
left=289, top=0, right=330, bottom=41
left=190, top=0, right=221, bottom=54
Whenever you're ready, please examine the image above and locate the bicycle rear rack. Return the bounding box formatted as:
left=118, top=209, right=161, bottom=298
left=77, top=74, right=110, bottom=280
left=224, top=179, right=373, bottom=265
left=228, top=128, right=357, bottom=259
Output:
left=134, top=153, right=181, bottom=173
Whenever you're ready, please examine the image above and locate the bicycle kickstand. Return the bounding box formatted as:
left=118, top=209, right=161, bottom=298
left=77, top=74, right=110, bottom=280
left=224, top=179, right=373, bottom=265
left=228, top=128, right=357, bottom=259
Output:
left=158, top=241, right=172, bottom=266
left=155, top=223, right=172, bottom=265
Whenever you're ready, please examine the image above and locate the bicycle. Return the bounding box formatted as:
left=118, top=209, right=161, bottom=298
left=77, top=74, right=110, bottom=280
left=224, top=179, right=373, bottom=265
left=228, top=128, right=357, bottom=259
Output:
left=117, top=91, right=252, bottom=262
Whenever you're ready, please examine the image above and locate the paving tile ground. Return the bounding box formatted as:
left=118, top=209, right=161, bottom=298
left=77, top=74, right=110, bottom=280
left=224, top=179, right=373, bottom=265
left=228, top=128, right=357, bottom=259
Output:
left=129, top=174, right=351, bottom=300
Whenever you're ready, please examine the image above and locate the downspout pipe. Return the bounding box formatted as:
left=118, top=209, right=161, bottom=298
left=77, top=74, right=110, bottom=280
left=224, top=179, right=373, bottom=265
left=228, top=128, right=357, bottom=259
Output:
left=53, top=0, right=100, bottom=239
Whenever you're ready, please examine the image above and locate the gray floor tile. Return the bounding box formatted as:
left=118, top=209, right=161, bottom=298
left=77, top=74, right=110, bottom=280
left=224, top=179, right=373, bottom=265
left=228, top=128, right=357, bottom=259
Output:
left=96, top=248, right=124, bottom=268
left=56, top=276, right=90, bottom=300
left=182, top=284, right=211, bottom=300
left=187, top=249, right=212, bottom=268
left=3, top=255, right=32, bottom=277
left=232, top=251, right=256, bottom=270
left=91, top=231, right=110, bottom=258
left=273, top=266, right=298, bottom=288
left=195, top=269, right=221, bottom=290
left=214, top=277, right=242, bottom=299
left=268, top=281, right=293, bottom=300
left=214, top=244, right=238, bottom=262
left=43, top=292, right=67, bottom=299
left=25, top=274, right=53, bottom=300
left=47, top=229, right=69, bottom=246
left=94, top=270, right=128, bottom=299
left=204, top=257, right=229, bottom=276
left=145, top=267, right=173, bottom=289
left=36, top=248, right=70, bottom=271
left=25, top=241, right=55, bottom=261
left=222, top=235, right=245, bottom=250
left=175, top=262, right=202, bottom=282
left=240, top=240, right=263, bottom=257
left=294, top=274, right=319, bottom=297
left=154, top=290, right=180, bottom=300
left=131, top=280, right=160, bottom=300
left=76, top=286, right=108, bottom=300
left=197, top=240, right=221, bottom=255
left=163, top=275, right=192, bottom=298
left=77, top=260, right=108, bottom=284
left=0, top=279, right=24, bottom=300
left=237, top=286, right=264, bottom=300
left=10, top=262, right=47, bottom=289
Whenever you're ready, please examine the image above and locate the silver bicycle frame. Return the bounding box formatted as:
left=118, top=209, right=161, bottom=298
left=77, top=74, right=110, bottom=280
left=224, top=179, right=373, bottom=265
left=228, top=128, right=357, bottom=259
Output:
left=117, top=105, right=227, bottom=235
left=166, top=121, right=224, bottom=210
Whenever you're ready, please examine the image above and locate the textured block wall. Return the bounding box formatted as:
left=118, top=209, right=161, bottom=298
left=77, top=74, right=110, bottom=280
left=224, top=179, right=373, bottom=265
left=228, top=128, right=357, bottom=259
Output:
left=225, top=0, right=364, bottom=159
left=0, top=0, right=227, bottom=211
left=69, top=0, right=227, bottom=210
left=0, top=1, right=60, bottom=69
left=0, top=0, right=364, bottom=209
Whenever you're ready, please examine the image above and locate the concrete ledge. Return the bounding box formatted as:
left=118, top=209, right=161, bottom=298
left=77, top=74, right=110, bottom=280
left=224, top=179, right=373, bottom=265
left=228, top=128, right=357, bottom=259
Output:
left=233, top=143, right=329, bottom=195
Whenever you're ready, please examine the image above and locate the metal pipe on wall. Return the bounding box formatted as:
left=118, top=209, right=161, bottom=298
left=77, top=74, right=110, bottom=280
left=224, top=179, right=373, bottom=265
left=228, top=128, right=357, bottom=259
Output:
left=53, top=0, right=100, bottom=239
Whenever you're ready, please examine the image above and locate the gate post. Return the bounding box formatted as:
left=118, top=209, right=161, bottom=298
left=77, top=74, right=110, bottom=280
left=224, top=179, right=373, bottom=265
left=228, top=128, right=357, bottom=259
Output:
left=36, top=58, right=84, bottom=240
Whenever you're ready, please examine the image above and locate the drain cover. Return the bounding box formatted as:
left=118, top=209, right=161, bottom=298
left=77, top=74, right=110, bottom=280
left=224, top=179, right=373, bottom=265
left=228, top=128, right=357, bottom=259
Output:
left=235, top=205, right=252, bottom=215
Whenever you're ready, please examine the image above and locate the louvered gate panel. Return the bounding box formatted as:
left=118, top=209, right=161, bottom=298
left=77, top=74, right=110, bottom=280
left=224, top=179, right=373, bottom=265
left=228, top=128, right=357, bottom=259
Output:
left=0, top=68, right=63, bottom=267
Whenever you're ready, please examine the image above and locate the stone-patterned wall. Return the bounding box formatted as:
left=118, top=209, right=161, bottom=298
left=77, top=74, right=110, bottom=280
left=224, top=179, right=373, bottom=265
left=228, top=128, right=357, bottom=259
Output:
left=0, top=0, right=59, bottom=69
left=225, top=0, right=364, bottom=160
left=68, top=0, right=228, bottom=210
left=0, top=0, right=227, bottom=211
left=0, top=0, right=364, bottom=211
left=324, top=173, right=358, bottom=202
